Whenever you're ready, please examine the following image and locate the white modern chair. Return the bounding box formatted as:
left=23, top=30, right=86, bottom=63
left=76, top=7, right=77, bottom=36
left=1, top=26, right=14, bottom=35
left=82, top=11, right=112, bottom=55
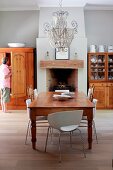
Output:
left=25, top=98, right=48, bottom=144
left=80, top=86, right=98, bottom=143
left=45, top=110, right=86, bottom=162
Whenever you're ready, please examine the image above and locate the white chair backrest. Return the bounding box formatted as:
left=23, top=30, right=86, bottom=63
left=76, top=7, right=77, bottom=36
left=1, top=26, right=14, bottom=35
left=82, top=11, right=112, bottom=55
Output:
left=92, top=99, right=98, bottom=118
left=26, top=99, right=32, bottom=119
left=33, top=89, right=38, bottom=99
left=26, top=99, right=32, bottom=108
left=55, top=90, right=69, bottom=93
left=48, top=110, right=83, bottom=130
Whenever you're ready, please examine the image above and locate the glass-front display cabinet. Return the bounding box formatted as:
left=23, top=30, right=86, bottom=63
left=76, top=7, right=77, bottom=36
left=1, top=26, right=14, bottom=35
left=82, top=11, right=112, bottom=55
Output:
left=88, top=53, right=107, bottom=82
left=88, top=52, right=113, bottom=109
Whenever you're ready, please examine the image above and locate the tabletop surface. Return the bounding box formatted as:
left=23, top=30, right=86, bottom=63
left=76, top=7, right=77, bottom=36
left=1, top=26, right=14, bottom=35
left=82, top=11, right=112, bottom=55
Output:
left=29, top=91, right=94, bottom=109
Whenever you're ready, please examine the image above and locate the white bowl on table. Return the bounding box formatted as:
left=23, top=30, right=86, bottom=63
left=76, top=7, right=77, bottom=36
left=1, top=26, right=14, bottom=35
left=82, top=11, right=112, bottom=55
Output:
left=8, top=43, right=25, bottom=47
left=53, top=94, right=72, bottom=101
left=61, top=92, right=75, bottom=97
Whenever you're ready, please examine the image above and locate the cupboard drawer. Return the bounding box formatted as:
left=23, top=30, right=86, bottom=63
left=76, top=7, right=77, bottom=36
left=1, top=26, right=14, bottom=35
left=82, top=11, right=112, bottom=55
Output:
left=107, top=83, right=113, bottom=87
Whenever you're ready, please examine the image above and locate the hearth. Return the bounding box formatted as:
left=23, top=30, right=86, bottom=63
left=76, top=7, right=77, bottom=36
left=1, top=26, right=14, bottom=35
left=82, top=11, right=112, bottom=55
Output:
left=49, top=81, right=75, bottom=91
left=46, top=68, right=78, bottom=92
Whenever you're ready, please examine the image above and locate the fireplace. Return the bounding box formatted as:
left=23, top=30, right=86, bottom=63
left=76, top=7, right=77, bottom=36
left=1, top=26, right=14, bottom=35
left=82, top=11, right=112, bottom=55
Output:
left=46, top=69, right=78, bottom=92
left=39, top=60, right=85, bottom=93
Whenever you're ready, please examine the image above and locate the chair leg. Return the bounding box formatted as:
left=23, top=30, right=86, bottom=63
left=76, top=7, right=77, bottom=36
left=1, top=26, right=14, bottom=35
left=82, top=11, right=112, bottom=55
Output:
left=45, top=126, right=50, bottom=152
left=50, top=127, right=53, bottom=143
left=45, top=127, right=62, bottom=163
left=58, top=132, right=61, bottom=163
left=93, top=120, right=98, bottom=144
left=25, top=120, right=31, bottom=145
left=77, top=128, right=86, bottom=158
left=70, top=132, right=72, bottom=148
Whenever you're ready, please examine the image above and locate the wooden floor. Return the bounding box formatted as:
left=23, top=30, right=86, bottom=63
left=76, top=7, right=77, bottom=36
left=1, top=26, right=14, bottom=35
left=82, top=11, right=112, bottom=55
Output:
left=0, top=110, right=112, bottom=170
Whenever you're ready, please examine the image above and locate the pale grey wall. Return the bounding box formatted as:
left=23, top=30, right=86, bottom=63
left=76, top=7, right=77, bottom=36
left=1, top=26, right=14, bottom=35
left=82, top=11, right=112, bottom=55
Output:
left=1, top=10, right=113, bottom=49
left=84, top=10, right=113, bottom=51
left=39, top=7, right=86, bottom=38
left=0, top=10, right=39, bottom=47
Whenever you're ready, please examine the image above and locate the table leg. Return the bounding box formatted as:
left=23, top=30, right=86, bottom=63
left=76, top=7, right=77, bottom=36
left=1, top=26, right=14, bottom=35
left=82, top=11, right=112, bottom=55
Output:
left=88, top=119, right=92, bottom=149
left=31, top=120, right=36, bottom=149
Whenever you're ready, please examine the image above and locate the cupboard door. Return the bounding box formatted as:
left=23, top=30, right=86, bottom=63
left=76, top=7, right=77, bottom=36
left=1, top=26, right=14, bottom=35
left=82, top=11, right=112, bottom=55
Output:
left=0, top=53, right=5, bottom=64
left=106, top=83, right=113, bottom=108
left=11, top=52, right=26, bottom=97
left=26, top=52, right=34, bottom=89
left=90, top=83, right=106, bottom=109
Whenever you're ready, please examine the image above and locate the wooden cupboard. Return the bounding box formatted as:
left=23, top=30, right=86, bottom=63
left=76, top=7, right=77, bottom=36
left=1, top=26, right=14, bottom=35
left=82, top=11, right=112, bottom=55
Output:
left=88, top=52, right=113, bottom=109
left=0, top=48, right=34, bottom=109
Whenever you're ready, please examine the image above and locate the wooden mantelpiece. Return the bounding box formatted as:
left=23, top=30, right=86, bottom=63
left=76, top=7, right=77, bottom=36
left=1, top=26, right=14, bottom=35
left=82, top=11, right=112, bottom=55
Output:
left=40, top=60, right=84, bottom=69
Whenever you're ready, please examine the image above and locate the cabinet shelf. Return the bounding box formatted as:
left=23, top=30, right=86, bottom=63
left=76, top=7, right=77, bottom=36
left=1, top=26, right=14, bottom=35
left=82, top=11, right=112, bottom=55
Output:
left=91, top=67, right=105, bottom=68
left=108, top=62, right=113, bottom=63
left=91, top=71, right=105, bottom=73
left=91, top=62, right=104, bottom=65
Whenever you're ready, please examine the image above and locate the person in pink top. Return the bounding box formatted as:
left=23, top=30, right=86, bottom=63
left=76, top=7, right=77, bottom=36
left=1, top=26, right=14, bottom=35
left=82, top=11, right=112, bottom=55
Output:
left=0, top=57, right=12, bottom=113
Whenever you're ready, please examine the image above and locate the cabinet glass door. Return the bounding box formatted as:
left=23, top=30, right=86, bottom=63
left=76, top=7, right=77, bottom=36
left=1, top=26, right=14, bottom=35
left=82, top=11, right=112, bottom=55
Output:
left=89, top=54, right=106, bottom=81
left=108, top=54, right=113, bottom=81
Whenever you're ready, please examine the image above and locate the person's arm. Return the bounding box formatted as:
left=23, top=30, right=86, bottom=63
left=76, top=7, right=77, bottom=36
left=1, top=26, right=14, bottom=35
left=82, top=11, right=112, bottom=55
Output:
left=4, top=71, right=12, bottom=79
left=4, top=67, right=12, bottom=79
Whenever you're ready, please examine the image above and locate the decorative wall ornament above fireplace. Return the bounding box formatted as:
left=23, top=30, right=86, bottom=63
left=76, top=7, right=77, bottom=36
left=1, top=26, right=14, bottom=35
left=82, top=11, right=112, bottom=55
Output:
left=55, top=47, right=69, bottom=60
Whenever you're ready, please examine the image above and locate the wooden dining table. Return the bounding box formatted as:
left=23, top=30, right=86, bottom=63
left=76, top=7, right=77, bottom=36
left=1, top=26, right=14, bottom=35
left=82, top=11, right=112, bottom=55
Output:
left=29, top=91, right=94, bottom=150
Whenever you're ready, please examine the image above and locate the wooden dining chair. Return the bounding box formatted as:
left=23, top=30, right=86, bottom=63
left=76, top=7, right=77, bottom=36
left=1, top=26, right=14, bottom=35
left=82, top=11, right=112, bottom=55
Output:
left=45, top=110, right=86, bottom=162
left=88, top=84, right=95, bottom=102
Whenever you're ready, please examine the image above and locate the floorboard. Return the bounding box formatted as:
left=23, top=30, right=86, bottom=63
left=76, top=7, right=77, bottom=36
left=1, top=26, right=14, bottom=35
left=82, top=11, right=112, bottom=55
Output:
left=0, top=110, right=112, bottom=170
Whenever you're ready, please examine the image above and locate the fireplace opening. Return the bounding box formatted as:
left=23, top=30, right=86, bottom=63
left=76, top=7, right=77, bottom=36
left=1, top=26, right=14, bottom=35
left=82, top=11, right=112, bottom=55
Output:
left=46, top=69, right=78, bottom=92
left=49, top=81, right=75, bottom=91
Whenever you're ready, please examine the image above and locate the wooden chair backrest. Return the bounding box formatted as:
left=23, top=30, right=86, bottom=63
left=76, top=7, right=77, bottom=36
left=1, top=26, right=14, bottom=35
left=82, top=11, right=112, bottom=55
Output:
left=88, top=84, right=95, bottom=102
left=27, top=86, right=34, bottom=101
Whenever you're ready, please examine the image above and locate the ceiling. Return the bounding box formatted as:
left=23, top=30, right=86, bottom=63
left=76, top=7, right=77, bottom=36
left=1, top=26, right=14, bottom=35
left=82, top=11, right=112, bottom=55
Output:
left=0, top=0, right=113, bottom=10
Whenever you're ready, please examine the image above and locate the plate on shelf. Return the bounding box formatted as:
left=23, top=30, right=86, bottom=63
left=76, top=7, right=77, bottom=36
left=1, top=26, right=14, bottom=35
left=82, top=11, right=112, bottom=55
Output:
left=8, top=43, right=25, bottom=47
